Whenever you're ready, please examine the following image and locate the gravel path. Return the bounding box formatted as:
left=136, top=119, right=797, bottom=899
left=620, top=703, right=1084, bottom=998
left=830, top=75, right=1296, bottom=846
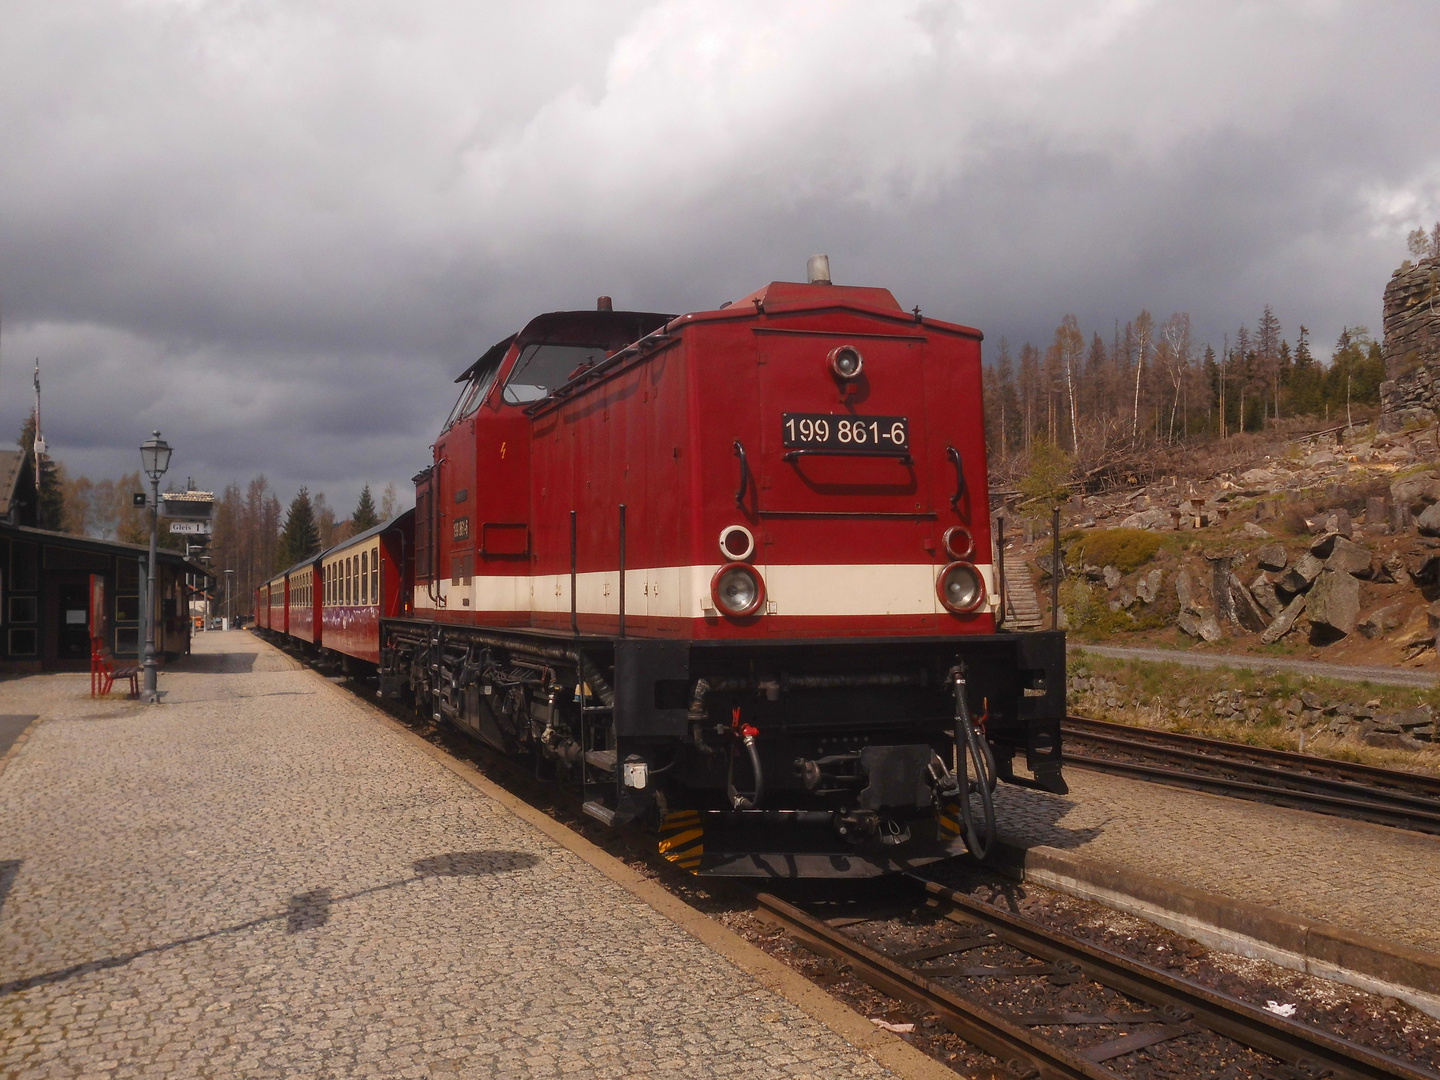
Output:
left=1070, top=642, right=1438, bottom=689
left=0, top=631, right=895, bottom=1080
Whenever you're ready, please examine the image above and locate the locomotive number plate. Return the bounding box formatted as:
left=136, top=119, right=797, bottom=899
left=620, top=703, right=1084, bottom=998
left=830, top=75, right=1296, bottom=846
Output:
left=782, top=413, right=908, bottom=451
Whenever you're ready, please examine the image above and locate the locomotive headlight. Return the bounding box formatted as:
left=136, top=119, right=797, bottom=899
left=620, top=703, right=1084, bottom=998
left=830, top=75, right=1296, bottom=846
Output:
left=711, top=563, right=765, bottom=616
left=718, top=524, right=756, bottom=562
left=938, top=561, right=985, bottom=614
left=827, top=345, right=864, bottom=382
left=942, top=526, right=974, bottom=560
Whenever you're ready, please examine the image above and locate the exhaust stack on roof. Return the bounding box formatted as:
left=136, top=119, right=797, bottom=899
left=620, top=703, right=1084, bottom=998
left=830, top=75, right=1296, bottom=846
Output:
left=807, top=255, right=831, bottom=284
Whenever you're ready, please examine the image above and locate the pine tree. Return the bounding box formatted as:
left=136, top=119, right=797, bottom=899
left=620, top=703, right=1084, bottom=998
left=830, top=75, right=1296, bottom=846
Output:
left=352, top=483, right=381, bottom=531
left=1290, top=325, right=1318, bottom=415
left=277, top=487, right=321, bottom=568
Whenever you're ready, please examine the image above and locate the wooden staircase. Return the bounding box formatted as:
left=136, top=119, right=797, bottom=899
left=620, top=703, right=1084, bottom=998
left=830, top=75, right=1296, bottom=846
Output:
left=999, top=547, right=1045, bottom=630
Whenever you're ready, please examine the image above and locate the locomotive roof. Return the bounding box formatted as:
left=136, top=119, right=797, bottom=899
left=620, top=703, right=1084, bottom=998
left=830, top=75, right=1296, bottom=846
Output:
left=730, top=280, right=906, bottom=312
left=693, top=280, right=982, bottom=339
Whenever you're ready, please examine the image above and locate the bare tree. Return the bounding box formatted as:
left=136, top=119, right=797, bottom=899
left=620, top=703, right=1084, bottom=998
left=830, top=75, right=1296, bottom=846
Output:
left=1055, top=315, right=1084, bottom=456
left=1130, top=310, right=1153, bottom=440
left=1159, top=312, right=1192, bottom=441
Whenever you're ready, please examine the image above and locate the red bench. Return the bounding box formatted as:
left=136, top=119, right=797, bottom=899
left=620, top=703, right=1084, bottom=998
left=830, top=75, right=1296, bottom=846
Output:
left=91, top=637, right=139, bottom=698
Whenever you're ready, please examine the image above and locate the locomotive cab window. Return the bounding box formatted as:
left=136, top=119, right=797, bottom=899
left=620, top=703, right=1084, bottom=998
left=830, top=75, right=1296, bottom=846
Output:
left=502, top=343, right=609, bottom=404
left=445, top=358, right=502, bottom=429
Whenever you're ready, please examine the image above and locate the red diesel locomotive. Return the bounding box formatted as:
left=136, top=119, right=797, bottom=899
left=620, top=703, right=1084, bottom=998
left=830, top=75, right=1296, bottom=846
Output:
left=257, top=260, right=1066, bottom=875
left=376, top=259, right=1067, bottom=876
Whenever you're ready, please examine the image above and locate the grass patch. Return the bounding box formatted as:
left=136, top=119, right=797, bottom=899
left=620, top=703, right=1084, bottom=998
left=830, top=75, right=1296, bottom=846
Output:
left=1067, top=652, right=1440, bottom=776
left=1060, top=579, right=1171, bottom=638
left=1067, top=528, right=1167, bottom=572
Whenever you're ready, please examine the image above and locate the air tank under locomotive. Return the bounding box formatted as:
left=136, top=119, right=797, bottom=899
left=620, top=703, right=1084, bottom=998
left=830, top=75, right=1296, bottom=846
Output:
left=381, top=263, right=1066, bottom=877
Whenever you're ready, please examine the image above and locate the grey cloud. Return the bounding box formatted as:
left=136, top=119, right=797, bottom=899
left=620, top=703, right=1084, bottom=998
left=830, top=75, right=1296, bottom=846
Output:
left=2, top=0, right=1439, bottom=511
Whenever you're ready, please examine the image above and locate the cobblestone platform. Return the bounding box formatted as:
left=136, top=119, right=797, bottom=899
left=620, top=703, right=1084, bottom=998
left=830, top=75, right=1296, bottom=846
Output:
left=0, top=632, right=899, bottom=1080
left=995, top=764, right=1440, bottom=955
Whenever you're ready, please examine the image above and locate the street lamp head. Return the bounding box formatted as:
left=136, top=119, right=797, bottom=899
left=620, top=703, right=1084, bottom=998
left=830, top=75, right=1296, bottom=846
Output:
left=140, top=430, right=172, bottom=481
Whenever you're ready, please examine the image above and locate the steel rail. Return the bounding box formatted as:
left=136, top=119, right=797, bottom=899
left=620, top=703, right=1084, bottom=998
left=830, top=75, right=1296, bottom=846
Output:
left=1063, top=717, right=1440, bottom=834
left=756, top=887, right=1437, bottom=1080
left=1065, top=727, right=1440, bottom=811
left=907, top=878, right=1438, bottom=1080
left=1063, top=751, right=1440, bottom=834
left=756, top=892, right=1114, bottom=1080
left=1066, top=715, right=1440, bottom=796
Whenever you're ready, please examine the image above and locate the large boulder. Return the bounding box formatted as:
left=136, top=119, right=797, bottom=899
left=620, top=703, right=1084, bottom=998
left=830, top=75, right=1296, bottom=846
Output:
left=1307, top=569, right=1361, bottom=641
left=1358, top=603, right=1405, bottom=639
left=1227, top=573, right=1269, bottom=632
left=1390, top=472, right=1440, bottom=515
left=1177, top=610, right=1223, bottom=642
left=1261, top=594, right=1307, bottom=644
left=1308, top=509, right=1351, bottom=537
left=1324, top=536, right=1372, bottom=577
left=1256, top=543, right=1287, bottom=572
left=1103, top=565, right=1122, bottom=590
left=1417, top=501, right=1440, bottom=537
left=1120, top=506, right=1172, bottom=531
left=1175, top=568, right=1204, bottom=615
left=1250, top=573, right=1284, bottom=619
left=1136, top=567, right=1164, bottom=604
left=1274, top=553, right=1324, bottom=595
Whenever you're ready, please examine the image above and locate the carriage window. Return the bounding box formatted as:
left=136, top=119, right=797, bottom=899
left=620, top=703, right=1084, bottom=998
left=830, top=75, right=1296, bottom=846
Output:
left=502, top=343, right=609, bottom=404
left=371, top=545, right=379, bottom=605
left=360, top=551, right=368, bottom=604
left=346, top=557, right=353, bottom=606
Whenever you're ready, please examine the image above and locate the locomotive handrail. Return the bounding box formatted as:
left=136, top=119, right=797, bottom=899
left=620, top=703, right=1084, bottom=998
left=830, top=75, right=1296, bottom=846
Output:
left=733, top=440, right=752, bottom=509
left=946, top=445, right=965, bottom=508
left=781, top=447, right=913, bottom=465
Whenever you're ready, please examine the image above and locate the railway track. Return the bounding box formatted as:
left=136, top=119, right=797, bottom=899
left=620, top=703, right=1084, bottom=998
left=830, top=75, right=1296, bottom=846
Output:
left=757, top=880, right=1438, bottom=1080
left=1061, top=715, right=1440, bottom=835
left=314, top=653, right=1439, bottom=1077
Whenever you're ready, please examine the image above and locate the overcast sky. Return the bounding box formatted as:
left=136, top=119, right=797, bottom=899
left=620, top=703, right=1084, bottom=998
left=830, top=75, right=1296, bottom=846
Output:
left=2, top=0, right=1438, bottom=514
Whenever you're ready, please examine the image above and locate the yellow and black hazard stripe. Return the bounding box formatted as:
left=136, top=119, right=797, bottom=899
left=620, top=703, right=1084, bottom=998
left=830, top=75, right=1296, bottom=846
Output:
left=657, top=809, right=704, bottom=872
left=937, top=800, right=962, bottom=840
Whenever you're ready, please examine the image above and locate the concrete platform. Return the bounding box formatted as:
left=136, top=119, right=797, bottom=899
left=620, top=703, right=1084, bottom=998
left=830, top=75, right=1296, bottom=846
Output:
left=0, top=632, right=916, bottom=1080
left=994, top=762, right=1440, bottom=1012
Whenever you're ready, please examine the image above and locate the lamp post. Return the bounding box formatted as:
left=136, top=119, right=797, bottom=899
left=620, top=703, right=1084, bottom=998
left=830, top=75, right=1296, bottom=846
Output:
left=224, top=569, right=235, bottom=630
left=139, top=430, right=172, bottom=703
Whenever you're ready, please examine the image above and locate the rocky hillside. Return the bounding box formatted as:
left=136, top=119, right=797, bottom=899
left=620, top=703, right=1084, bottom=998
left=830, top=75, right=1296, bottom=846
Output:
left=1008, top=420, right=1440, bottom=685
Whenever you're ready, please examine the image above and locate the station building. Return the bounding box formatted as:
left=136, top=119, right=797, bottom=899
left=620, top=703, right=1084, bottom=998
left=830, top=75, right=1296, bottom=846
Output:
left=1, top=454, right=206, bottom=672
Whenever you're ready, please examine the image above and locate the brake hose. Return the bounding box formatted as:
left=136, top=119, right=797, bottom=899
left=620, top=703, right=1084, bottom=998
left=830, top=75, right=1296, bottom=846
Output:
left=727, top=707, right=764, bottom=810
left=952, top=669, right=996, bottom=860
